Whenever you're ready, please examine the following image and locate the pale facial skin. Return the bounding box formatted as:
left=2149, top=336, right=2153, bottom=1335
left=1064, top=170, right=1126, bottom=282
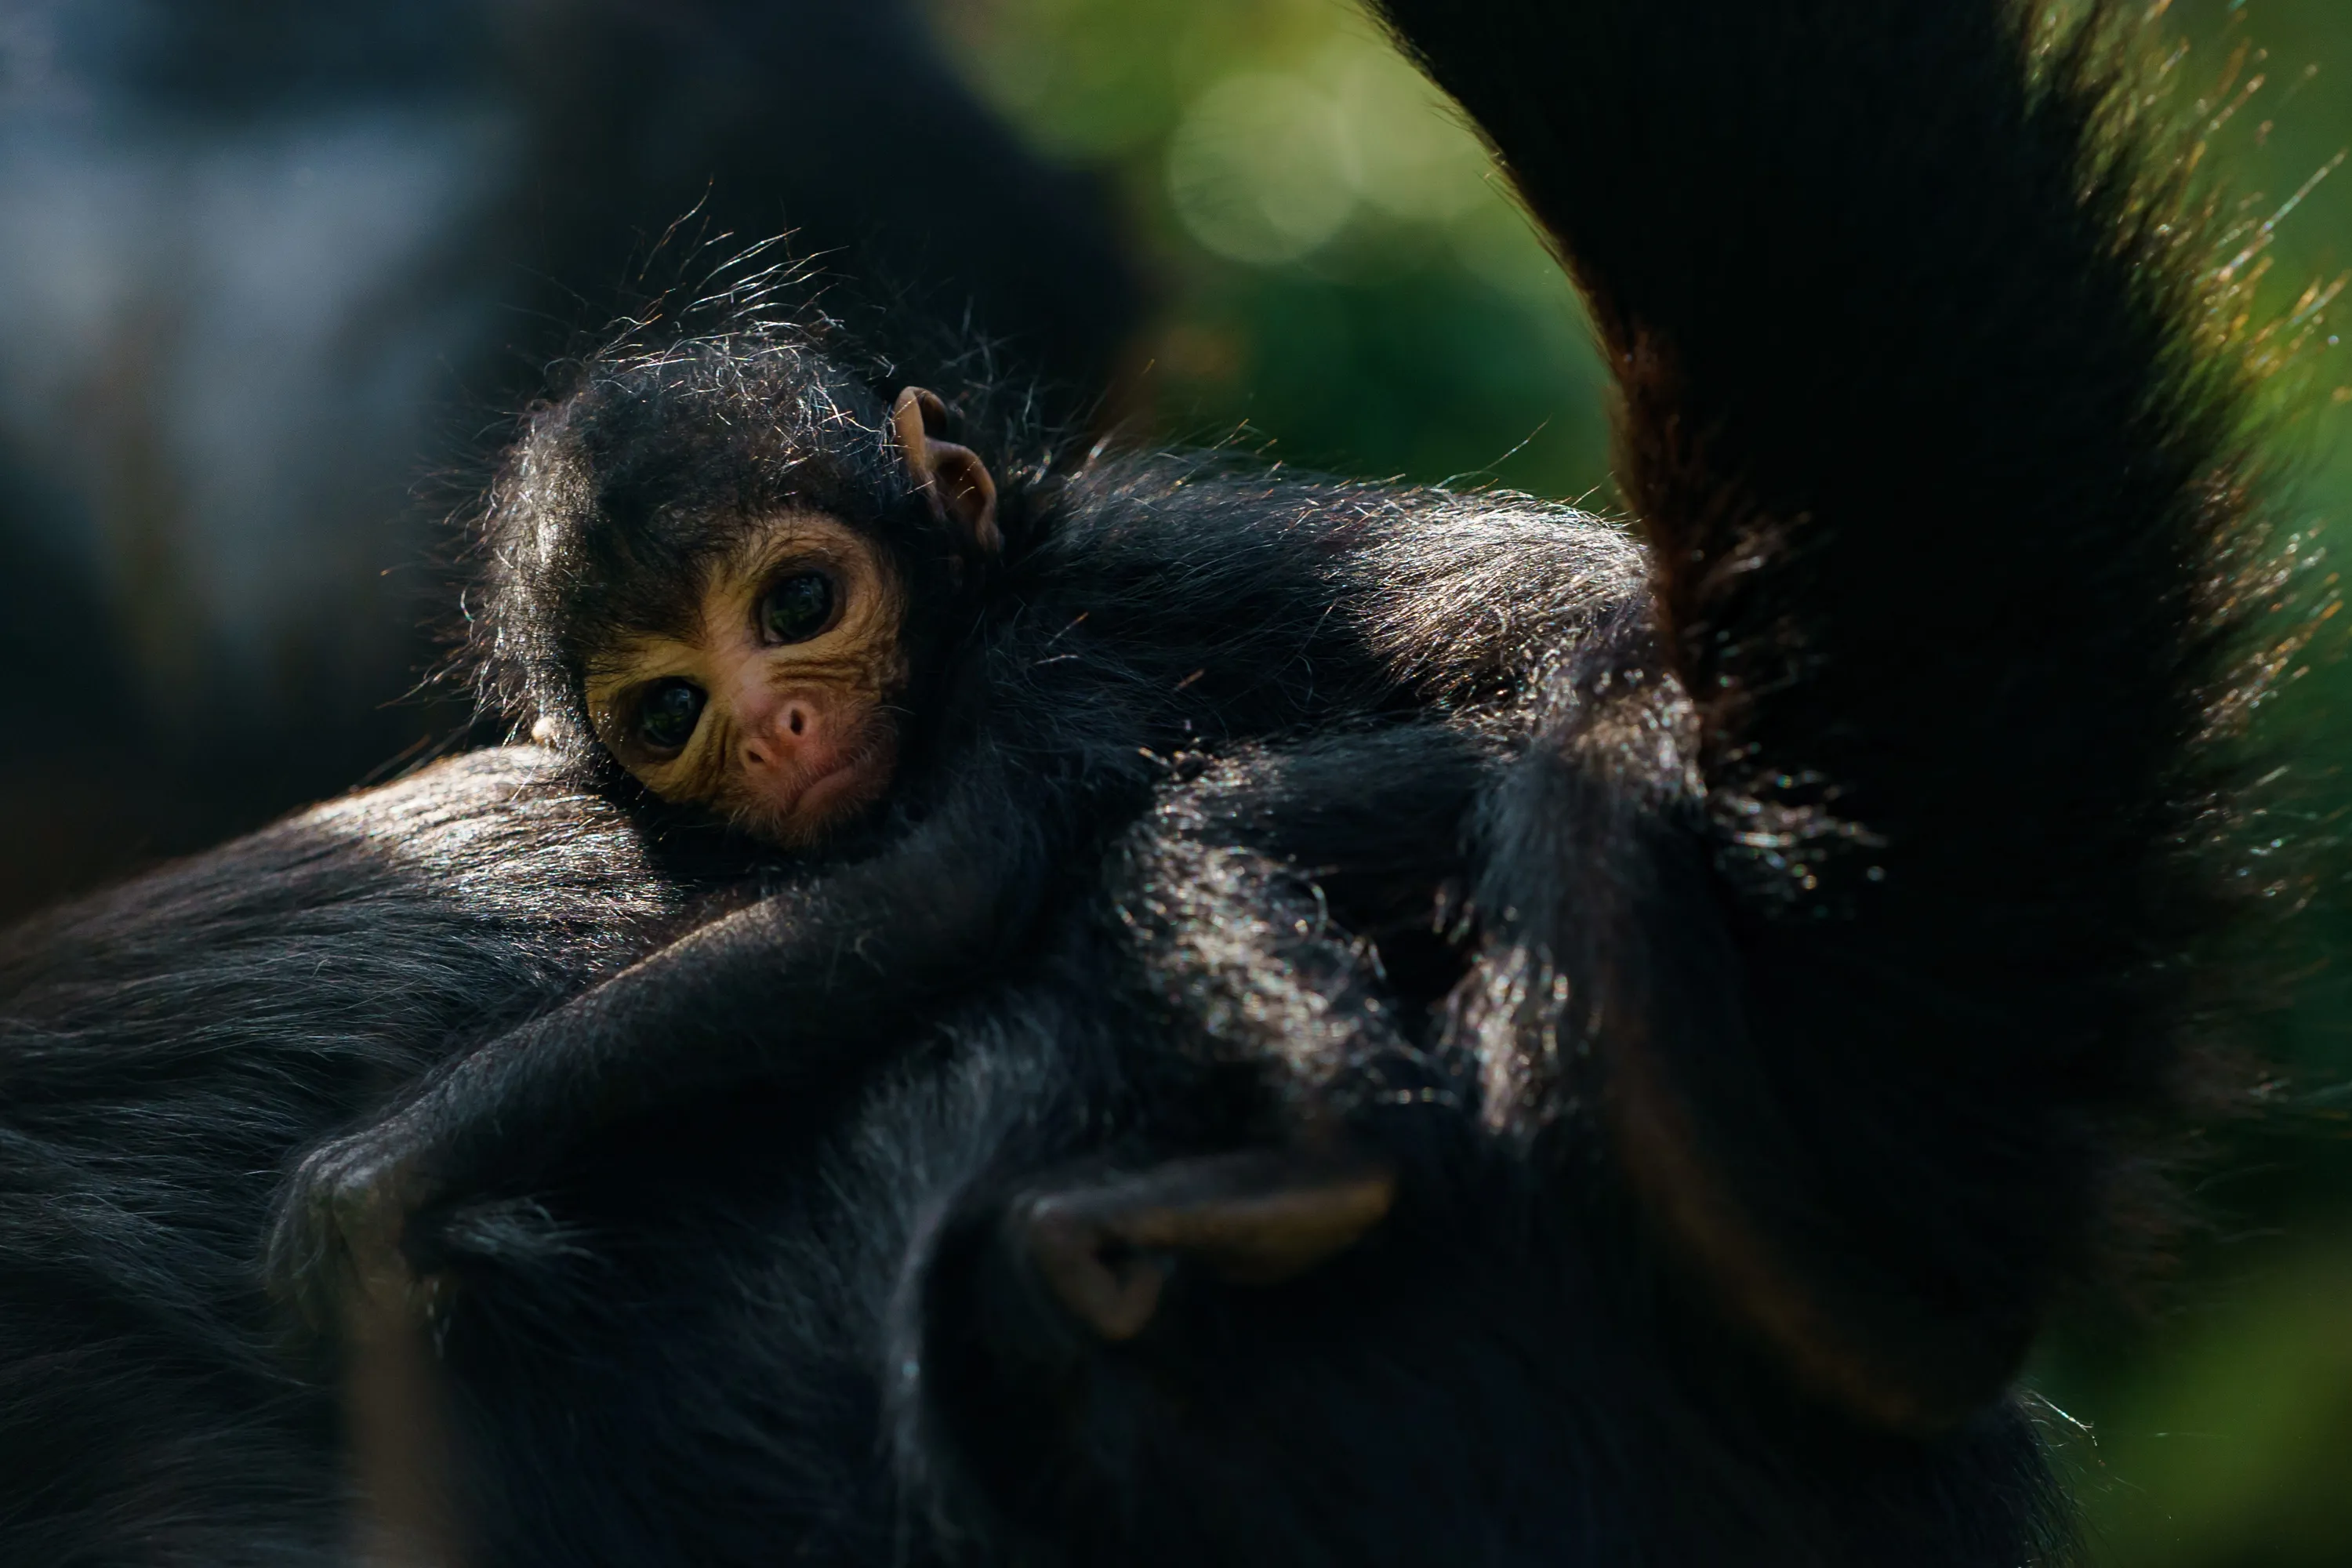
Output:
left=586, top=511, right=913, bottom=844
left=581, top=387, right=998, bottom=846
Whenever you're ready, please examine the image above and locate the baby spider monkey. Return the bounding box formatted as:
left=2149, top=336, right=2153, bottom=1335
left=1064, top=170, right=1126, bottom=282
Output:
left=274, top=348, right=1029, bottom=1315
left=572, top=386, right=999, bottom=844
left=272, top=318, right=1584, bottom=1320
left=274, top=328, right=1404, bottom=1315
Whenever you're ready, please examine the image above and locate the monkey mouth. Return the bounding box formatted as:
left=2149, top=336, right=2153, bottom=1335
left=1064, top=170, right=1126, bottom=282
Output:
left=771, top=733, right=898, bottom=840
left=791, top=756, right=885, bottom=823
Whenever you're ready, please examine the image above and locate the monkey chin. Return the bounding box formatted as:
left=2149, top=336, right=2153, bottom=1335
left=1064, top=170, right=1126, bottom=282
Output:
left=731, top=735, right=899, bottom=848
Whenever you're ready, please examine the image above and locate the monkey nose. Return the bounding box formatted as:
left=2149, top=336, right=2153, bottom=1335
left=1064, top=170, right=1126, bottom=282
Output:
left=739, top=698, right=821, bottom=773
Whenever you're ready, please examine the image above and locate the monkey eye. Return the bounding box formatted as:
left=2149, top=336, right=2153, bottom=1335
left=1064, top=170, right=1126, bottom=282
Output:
left=759, top=571, right=837, bottom=644
left=635, top=677, right=706, bottom=754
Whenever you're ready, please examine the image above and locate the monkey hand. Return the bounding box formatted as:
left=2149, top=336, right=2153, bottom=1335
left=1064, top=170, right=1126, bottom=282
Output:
left=264, top=1120, right=437, bottom=1333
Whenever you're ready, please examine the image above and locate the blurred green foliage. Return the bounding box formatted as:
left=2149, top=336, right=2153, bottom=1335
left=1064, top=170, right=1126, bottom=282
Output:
left=931, top=0, right=1613, bottom=493
left=930, top=0, right=2352, bottom=1560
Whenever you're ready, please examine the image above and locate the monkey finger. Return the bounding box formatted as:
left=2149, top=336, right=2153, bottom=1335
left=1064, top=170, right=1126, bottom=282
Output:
left=263, top=1132, right=431, bottom=1332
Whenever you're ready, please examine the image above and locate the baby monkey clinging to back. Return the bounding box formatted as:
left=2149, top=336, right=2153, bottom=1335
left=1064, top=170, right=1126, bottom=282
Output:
left=490, top=340, right=1001, bottom=844
left=285, top=319, right=1460, bottom=1321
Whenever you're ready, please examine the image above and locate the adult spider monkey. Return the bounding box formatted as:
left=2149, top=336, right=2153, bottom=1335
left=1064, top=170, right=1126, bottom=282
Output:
left=178, top=0, right=2274, bottom=1558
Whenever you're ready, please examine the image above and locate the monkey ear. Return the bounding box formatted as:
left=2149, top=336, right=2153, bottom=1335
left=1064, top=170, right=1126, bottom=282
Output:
left=892, top=387, right=1001, bottom=559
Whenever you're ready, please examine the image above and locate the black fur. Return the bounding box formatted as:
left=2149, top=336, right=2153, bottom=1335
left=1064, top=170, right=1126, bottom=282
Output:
left=267, top=323, right=1638, bottom=1316
left=0, top=0, right=2278, bottom=1563
left=1381, top=0, right=2261, bottom=1429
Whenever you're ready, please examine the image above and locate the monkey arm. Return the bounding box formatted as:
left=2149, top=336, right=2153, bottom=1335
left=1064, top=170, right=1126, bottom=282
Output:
left=1109, top=725, right=1492, bottom=1074
left=1374, top=1, right=2256, bottom=1428
left=264, top=733, right=1102, bottom=1320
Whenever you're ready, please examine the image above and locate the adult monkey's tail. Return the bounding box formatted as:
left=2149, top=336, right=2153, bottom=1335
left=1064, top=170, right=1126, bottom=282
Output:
left=1378, top=0, right=2269, bottom=1432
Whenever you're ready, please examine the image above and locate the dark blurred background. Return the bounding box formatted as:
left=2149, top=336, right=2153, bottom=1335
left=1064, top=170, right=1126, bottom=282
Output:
left=2, top=0, right=2346, bottom=1561
left=0, top=0, right=1143, bottom=916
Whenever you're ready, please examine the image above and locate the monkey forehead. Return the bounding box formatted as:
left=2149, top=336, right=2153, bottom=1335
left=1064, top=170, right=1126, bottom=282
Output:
left=718, top=509, right=885, bottom=577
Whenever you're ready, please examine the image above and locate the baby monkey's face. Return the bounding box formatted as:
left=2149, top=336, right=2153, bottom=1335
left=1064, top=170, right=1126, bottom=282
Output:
left=586, top=512, right=911, bottom=845
left=575, top=387, right=998, bottom=847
